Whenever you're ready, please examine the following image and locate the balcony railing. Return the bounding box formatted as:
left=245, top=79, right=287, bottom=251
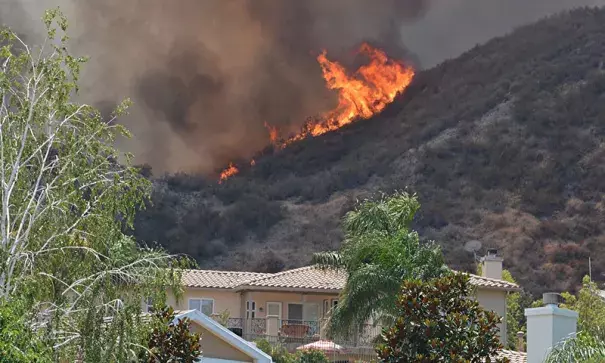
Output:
left=222, top=317, right=381, bottom=348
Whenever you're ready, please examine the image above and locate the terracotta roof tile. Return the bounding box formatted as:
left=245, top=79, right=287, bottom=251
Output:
left=181, top=269, right=270, bottom=289
left=494, top=349, right=527, bottom=363
left=180, top=267, right=519, bottom=292
left=467, top=273, right=521, bottom=291
left=239, top=266, right=347, bottom=291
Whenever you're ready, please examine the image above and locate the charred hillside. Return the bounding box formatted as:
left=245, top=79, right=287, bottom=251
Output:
left=135, top=7, right=605, bottom=296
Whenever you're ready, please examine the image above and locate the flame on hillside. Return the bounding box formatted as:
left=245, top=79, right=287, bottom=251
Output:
left=218, top=163, right=238, bottom=184
left=218, top=43, right=415, bottom=182
left=270, top=43, right=415, bottom=147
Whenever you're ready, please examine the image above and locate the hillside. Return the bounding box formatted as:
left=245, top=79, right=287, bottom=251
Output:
left=134, top=7, right=605, bottom=296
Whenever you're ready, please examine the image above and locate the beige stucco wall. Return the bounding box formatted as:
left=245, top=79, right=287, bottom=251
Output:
left=169, top=288, right=243, bottom=318
left=244, top=291, right=339, bottom=320
left=476, top=288, right=507, bottom=346
left=189, top=323, right=253, bottom=362
left=167, top=286, right=509, bottom=348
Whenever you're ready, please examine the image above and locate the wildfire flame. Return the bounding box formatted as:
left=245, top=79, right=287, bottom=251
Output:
left=218, top=163, right=239, bottom=184
left=218, top=43, right=415, bottom=182
left=269, top=42, right=415, bottom=147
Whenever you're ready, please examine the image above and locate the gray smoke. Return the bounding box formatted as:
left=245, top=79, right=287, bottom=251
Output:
left=1, top=0, right=604, bottom=174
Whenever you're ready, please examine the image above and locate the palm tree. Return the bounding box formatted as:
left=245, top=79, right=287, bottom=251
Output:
left=545, top=331, right=605, bottom=362
left=312, top=191, right=449, bottom=339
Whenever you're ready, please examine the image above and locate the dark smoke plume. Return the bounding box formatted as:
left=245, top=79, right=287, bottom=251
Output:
left=1, top=0, right=604, bottom=173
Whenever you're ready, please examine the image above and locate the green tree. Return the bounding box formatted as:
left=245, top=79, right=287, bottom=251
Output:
left=0, top=9, right=182, bottom=361
left=502, top=270, right=523, bottom=350
left=0, top=298, right=52, bottom=363
left=544, top=330, right=605, bottom=363
left=376, top=273, right=508, bottom=363
left=561, top=275, right=605, bottom=339
left=312, top=192, right=448, bottom=338
left=140, top=306, right=202, bottom=363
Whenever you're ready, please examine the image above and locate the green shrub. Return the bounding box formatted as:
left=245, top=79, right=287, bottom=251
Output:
left=255, top=339, right=296, bottom=363
left=295, top=349, right=330, bottom=363
left=255, top=340, right=330, bottom=363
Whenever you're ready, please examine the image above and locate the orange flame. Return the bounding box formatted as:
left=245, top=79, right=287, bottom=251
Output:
left=218, top=43, right=414, bottom=182
left=264, top=122, right=280, bottom=144
left=269, top=43, right=415, bottom=147
left=218, top=163, right=239, bottom=184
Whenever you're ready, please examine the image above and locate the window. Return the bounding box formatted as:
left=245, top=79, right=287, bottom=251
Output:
left=246, top=300, right=256, bottom=319
left=189, top=298, right=214, bottom=316
left=331, top=299, right=338, bottom=309
left=267, top=302, right=281, bottom=318
left=288, top=303, right=303, bottom=321
left=322, top=299, right=330, bottom=317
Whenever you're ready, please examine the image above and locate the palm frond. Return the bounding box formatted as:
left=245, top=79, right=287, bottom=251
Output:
left=327, top=264, right=400, bottom=339
left=311, top=252, right=344, bottom=270
left=545, top=332, right=605, bottom=363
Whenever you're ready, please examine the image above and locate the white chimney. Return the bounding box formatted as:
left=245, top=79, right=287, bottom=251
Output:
left=524, top=293, right=578, bottom=363
left=480, top=248, right=503, bottom=280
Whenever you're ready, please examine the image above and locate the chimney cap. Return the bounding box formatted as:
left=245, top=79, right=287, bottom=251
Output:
left=543, top=292, right=561, bottom=306
left=487, top=248, right=498, bottom=256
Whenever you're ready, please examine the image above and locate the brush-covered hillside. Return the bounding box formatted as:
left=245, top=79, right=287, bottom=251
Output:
left=134, top=7, right=605, bottom=296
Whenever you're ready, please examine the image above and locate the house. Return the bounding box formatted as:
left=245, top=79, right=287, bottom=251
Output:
left=165, top=251, right=519, bottom=350
left=174, top=309, right=272, bottom=363
left=163, top=287, right=591, bottom=363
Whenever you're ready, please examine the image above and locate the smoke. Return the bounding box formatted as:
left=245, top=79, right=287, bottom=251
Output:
left=1, top=0, right=604, bottom=174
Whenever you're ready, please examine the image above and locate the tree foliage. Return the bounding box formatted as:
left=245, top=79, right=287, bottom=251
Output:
left=312, top=192, right=448, bottom=338
left=0, top=9, right=182, bottom=361
left=0, top=298, right=52, bottom=363
left=376, top=273, right=507, bottom=363
left=140, top=306, right=202, bottom=363
left=561, top=275, right=605, bottom=340
left=255, top=339, right=330, bottom=363
left=545, top=330, right=605, bottom=363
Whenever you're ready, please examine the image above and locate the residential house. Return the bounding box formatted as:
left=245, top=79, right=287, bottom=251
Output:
left=165, top=251, right=519, bottom=351
left=162, top=287, right=591, bottom=363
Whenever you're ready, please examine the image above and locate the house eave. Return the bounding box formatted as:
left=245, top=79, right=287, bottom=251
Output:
left=235, top=285, right=342, bottom=294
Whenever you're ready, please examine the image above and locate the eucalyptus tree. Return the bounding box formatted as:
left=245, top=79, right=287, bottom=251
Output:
left=0, top=9, right=181, bottom=362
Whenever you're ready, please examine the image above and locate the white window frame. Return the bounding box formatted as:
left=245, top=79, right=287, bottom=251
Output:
left=287, top=303, right=304, bottom=322
left=266, top=302, right=282, bottom=319
left=246, top=300, right=256, bottom=319
left=331, top=298, right=339, bottom=309
left=189, top=298, right=215, bottom=316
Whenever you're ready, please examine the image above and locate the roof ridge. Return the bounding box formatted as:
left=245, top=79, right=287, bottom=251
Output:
left=183, top=269, right=270, bottom=275
left=467, top=272, right=518, bottom=284
left=240, top=265, right=316, bottom=286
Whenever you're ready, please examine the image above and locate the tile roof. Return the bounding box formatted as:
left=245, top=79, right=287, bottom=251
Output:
left=238, top=266, right=347, bottom=291
left=181, top=269, right=270, bottom=289
left=495, top=349, right=527, bottom=363
left=467, top=273, right=521, bottom=291
left=181, top=266, right=519, bottom=292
